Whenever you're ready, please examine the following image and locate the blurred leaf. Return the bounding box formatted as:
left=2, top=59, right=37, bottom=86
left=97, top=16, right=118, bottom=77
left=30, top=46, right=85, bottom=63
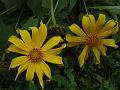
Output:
left=0, top=0, right=22, bottom=13
left=52, top=74, right=67, bottom=87
left=29, top=82, right=38, bottom=90
left=64, top=58, right=77, bottom=89
left=22, top=17, right=39, bottom=29
left=41, top=0, right=50, bottom=9
left=99, top=81, right=116, bottom=90
left=69, top=0, right=77, bottom=11
left=27, top=0, right=49, bottom=17
left=55, top=0, right=68, bottom=14
left=89, top=6, right=120, bottom=15
left=112, top=31, right=120, bottom=43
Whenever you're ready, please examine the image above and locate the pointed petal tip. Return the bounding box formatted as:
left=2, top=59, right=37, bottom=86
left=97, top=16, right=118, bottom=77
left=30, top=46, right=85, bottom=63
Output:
left=16, top=28, right=21, bottom=34
left=95, top=60, right=100, bottom=64
left=40, top=20, right=43, bottom=25
left=114, top=45, right=118, bottom=49
left=5, top=49, right=10, bottom=53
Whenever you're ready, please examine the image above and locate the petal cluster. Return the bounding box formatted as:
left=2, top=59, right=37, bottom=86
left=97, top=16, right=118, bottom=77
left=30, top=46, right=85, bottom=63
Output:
left=66, top=14, right=118, bottom=67
left=7, top=21, right=66, bottom=89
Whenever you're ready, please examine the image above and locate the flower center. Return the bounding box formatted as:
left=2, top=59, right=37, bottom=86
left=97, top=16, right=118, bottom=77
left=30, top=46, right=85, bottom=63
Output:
left=28, top=48, right=43, bottom=63
left=86, top=35, right=99, bottom=47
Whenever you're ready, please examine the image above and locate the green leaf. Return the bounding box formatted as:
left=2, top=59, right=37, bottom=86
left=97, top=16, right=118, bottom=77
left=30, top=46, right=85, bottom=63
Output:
left=112, top=31, right=120, bottom=43
left=55, top=0, right=68, bottom=14
left=28, top=82, right=38, bottom=90
left=22, top=17, right=39, bottom=29
left=0, top=17, right=15, bottom=57
left=89, top=6, right=120, bottom=15
left=52, top=74, right=67, bottom=87
left=69, top=0, right=77, bottom=11
left=27, top=0, right=49, bottom=17
left=0, top=0, right=22, bottom=13
left=41, top=0, right=50, bottom=9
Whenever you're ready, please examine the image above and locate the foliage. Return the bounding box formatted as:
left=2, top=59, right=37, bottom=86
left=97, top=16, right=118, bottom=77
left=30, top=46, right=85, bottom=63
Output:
left=0, top=0, right=120, bottom=90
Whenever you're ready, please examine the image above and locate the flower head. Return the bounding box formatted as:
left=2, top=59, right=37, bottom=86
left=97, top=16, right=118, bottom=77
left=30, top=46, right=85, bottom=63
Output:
left=66, top=14, right=118, bottom=67
left=7, top=21, right=66, bottom=89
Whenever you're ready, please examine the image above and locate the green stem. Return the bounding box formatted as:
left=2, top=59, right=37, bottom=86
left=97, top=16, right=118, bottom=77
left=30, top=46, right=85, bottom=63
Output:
left=46, top=0, right=59, bottom=26
left=50, top=0, right=56, bottom=26
left=83, top=0, right=89, bottom=15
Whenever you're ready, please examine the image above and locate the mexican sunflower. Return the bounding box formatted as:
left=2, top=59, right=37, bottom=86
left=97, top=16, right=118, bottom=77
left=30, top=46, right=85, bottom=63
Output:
left=7, top=21, right=66, bottom=89
left=66, top=13, right=118, bottom=67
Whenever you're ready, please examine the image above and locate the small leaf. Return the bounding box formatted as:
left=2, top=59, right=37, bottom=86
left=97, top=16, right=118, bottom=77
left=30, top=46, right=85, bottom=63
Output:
left=22, top=17, right=39, bottom=29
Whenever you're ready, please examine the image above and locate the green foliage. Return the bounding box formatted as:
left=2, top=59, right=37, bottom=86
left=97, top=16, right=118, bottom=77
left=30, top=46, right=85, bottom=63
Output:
left=0, top=0, right=120, bottom=90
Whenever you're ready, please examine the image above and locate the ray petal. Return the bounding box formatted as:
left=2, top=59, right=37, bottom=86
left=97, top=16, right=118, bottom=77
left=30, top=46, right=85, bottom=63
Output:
left=15, top=61, right=31, bottom=80
left=101, top=39, right=118, bottom=48
left=8, top=35, right=30, bottom=51
left=7, top=44, right=29, bottom=55
left=29, top=27, right=39, bottom=47
left=92, top=47, right=101, bottom=64
left=46, top=44, right=66, bottom=55
left=40, top=61, right=51, bottom=79
left=69, top=23, right=86, bottom=36
left=42, top=36, right=62, bottom=51
left=35, top=63, right=44, bottom=89
left=26, top=63, right=35, bottom=81
left=78, top=45, right=89, bottom=67
left=96, top=13, right=106, bottom=30
left=82, top=14, right=96, bottom=34
left=96, top=44, right=107, bottom=56
left=37, top=21, right=47, bottom=48
left=10, top=56, right=29, bottom=68
left=66, top=34, right=86, bottom=43
left=19, top=30, right=32, bottom=49
left=43, top=55, right=63, bottom=65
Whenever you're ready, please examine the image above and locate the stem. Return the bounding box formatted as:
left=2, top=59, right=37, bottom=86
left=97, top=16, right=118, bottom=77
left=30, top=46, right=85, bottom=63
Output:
left=50, top=0, right=56, bottom=26
left=46, top=0, right=59, bottom=26
left=83, top=0, right=89, bottom=15
left=0, top=5, right=17, bottom=16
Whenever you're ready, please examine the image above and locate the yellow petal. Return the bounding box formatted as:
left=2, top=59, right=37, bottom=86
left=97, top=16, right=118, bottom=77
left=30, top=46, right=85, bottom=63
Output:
left=29, top=27, right=39, bottom=47
left=92, top=47, right=101, bottom=64
left=46, top=44, right=66, bottom=55
left=42, top=36, right=62, bottom=51
left=7, top=44, right=29, bottom=55
left=26, top=63, right=35, bottom=81
left=101, top=39, right=118, bottom=48
left=37, top=21, right=47, bottom=48
left=29, top=27, right=39, bottom=40
left=69, top=23, right=86, bottom=36
left=112, top=23, right=119, bottom=34
left=99, top=20, right=118, bottom=34
left=43, top=55, right=63, bottom=65
left=15, top=61, right=31, bottom=80
left=96, top=13, right=106, bottom=30
left=78, top=45, right=89, bottom=67
left=97, top=44, right=107, bottom=56
left=82, top=14, right=96, bottom=34
left=99, top=23, right=118, bottom=38
left=102, top=20, right=117, bottom=31
left=40, top=61, right=51, bottom=79
left=35, top=63, right=44, bottom=89
left=19, top=30, right=32, bottom=49
left=99, top=29, right=114, bottom=38
left=10, top=56, right=29, bottom=68
left=8, top=35, right=30, bottom=51
left=66, top=34, right=86, bottom=43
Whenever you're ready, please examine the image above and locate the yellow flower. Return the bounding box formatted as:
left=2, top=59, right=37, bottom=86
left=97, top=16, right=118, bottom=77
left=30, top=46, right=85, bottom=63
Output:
left=7, top=21, right=66, bottom=89
left=66, top=14, right=118, bottom=67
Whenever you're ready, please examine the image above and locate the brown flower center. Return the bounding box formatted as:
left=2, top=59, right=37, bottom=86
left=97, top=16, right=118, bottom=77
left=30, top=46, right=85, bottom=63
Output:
left=28, top=48, right=43, bottom=63
left=86, top=35, right=99, bottom=47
